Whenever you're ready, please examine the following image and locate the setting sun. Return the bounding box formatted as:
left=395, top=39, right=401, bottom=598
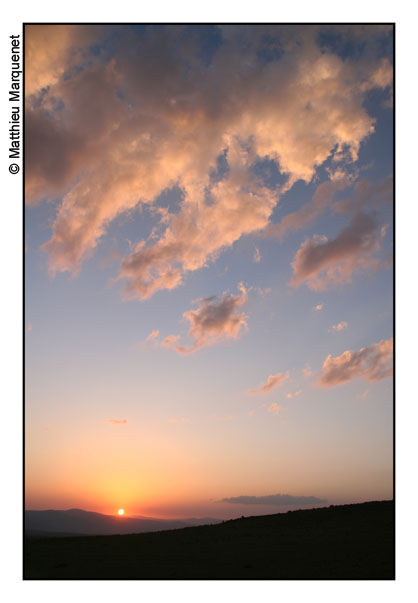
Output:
left=117, top=509, right=125, bottom=516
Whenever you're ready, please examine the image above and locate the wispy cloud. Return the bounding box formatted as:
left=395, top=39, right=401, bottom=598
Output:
left=333, top=175, right=393, bottom=215
left=303, top=364, right=314, bottom=378
left=318, top=338, right=393, bottom=387
left=220, top=493, right=326, bottom=506
left=313, top=304, right=323, bottom=312
left=267, top=402, right=281, bottom=414
left=145, top=329, right=160, bottom=342
left=253, top=247, right=261, bottom=263
left=263, top=178, right=350, bottom=240
left=289, top=212, right=389, bottom=291
left=248, top=370, right=290, bottom=395
left=356, top=388, right=369, bottom=401
left=168, top=417, right=190, bottom=424
left=104, top=419, right=128, bottom=425
left=163, top=284, right=248, bottom=354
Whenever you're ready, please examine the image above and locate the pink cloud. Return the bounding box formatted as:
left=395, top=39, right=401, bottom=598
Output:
left=253, top=247, right=261, bottom=263
left=248, top=370, right=290, bottom=395
left=163, top=284, right=248, bottom=354
left=289, top=212, right=389, bottom=291
left=318, top=338, right=393, bottom=387
left=313, top=304, right=323, bottom=311
left=104, top=419, right=128, bottom=425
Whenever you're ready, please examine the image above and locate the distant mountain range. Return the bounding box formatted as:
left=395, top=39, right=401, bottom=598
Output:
left=25, top=509, right=223, bottom=537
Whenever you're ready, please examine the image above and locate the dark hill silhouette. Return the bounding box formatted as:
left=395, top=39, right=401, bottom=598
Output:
left=24, top=500, right=394, bottom=579
left=25, top=509, right=222, bottom=537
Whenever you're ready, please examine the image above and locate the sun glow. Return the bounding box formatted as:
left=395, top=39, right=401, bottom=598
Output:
left=117, top=508, right=125, bottom=516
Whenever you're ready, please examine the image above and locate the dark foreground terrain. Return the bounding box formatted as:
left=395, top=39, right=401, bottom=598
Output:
left=24, top=500, right=394, bottom=580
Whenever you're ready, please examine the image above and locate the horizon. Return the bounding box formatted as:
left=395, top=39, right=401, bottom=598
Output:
left=25, top=24, right=393, bottom=523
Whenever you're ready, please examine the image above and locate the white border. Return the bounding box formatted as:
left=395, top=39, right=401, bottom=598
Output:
left=2, top=3, right=415, bottom=601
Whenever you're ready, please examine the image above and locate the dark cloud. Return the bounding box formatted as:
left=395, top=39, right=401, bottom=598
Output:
left=333, top=175, right=393, bottom=214
left=163, top=284, right=248, bottom=354
left=220, top=494, right=326, bottom=506
left=318, top=338, right=393, bottom=387
left=289, top=212, right=389, bottom=290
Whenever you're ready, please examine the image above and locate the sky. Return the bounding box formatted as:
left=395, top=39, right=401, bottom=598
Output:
left=25, top=24, right=393, bottom=520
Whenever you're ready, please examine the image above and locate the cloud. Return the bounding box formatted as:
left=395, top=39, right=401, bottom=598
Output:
left=25, top=25, right=392, bottom=294
left=356, top=388, right=369, bottom=401
left=27, top=322, right=32, bottom=331
left=263, top=177, right=350, bottom=240
left=267, top=402, right=281, bottom=414
left=318, top=337, right=393, bottom=387
left=220, top=493, right=326, bottom=506
left=253, top=247, right=261, bottom=263
left=163, top=284, right=248, bottom=354
left=313, top=304, right=323, bottom=311
left=248, top=370, right=290, bottom=395
left=286, top=390, right=302, bottom=399
left=25, top=25, right=100, bottom=97
left=289, top=212, right=389, bottom=290
left=104, top=419, right=128, bottom=425
left=161, top=334, right=181, bottom=349
left=332, top=175, right=393, bottom=215
left=118, top=163, right=277, bottom=299
left=168, top=417, right=190, bottom=424
left=302, top=364, right=314, bottom=378
left=145, top=330, right=159, bottom=342
left=329, top=321, right=348, bottom=333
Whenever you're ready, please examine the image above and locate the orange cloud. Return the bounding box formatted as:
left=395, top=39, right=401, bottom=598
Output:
left=287, top=390, right=302, bottom=399
left=104, top=419, right=128, bottom=425
left=248, top=370, right=290, bottom=395
left=161, top=335, right=181, bottom=349
left=329, top=321, right=348, bottom=333
left=303, top=364, right=314, bottom=378
left=268, top=402, right=281, bottom=414
left=25, top=25, right=392, bottom=293
left=318, top=338, right=393, bottom=387
left=313, top=304, right=323, bottom=311
left=289, top=212, right=389, bottom=291
left=145, top=330, right=160, bottom=342
left=163, top=284, right=248, bottom=354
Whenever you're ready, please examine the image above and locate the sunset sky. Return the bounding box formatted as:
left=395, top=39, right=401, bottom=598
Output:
left=25, top=24, right=393, bottom=519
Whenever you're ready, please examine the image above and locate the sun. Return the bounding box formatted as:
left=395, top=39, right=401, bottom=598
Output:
left=117, top=508, right=125, bottom=516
